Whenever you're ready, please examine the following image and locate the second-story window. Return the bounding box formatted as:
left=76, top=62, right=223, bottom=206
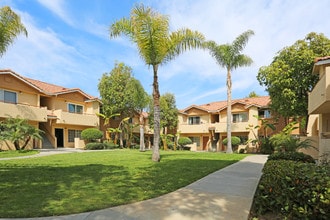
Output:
left=259, top=109, right=271, bottom=118
left=0, top=89, right=17, bottom=104
left=68, top=103, right=83, bottom=114
left=188, top=116, right=200, bottom=125
left=232, top=112, right=248, bottom=123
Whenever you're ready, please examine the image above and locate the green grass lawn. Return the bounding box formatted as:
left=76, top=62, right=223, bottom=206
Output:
left=0, top=150, right=39, bottom=158
left=0, top=149, right=246, bottom=218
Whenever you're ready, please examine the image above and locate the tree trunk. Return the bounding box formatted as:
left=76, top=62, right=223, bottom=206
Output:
left=139, top=112, right=145, bottom=152
left=152, top=64, right=161, bottom=162
left=226, top=68, right=233, bottom=153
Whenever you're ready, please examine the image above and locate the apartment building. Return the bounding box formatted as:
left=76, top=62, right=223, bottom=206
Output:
left=308, top=56, right=330, bottom=160
left=0, top=69, right=100, bottom=149
left=177, top=96, right=272, bottom=152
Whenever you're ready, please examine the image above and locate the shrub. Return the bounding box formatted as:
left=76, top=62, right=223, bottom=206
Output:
left=268, top=151, right=315, bottom=163
left=85, top=143, right=105, bottom=150
left=178, top=137, right=192, bottom=146
left=81, top=128, right=103, bottom=142
left=223, top=136, right=241, bottom=146
left=250, top=160, right=330, bottom=219
left=85, top=142, right=119, bottom=150
left=259, top=137, right=274, bottom=154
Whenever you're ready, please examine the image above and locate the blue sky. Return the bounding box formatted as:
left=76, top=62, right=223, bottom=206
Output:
left=1, top=0, right=330, bottom=109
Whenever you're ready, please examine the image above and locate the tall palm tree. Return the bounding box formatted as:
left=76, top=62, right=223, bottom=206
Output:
left=0, top=6, right=27, bottom=57
left=206, top=30, right=254, bottom=153
left=109, top=4, right=205, bottom=161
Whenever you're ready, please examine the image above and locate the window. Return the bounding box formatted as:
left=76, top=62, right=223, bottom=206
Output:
left=236, top=136, right=248, bottom=144
left=259, top=110, right=271, bottom=118
left=68, top=103, right=83, bottom=114
left=68, top=129, right=82, bottom=142
left=0, top=89, right=17, bottom=104
left=232, top=112, right=248, bottom=123
left=188, top=116, right=200, bottom=125
left=188, top=136, right=200, bottom=147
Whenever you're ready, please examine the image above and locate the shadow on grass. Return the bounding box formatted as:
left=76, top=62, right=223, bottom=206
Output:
left=0, top=154, right=243, bottom=218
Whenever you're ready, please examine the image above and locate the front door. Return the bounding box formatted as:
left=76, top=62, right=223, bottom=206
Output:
left=202, top=136, right=209, bottom=151
left=55, top=128, right=64, bottom=147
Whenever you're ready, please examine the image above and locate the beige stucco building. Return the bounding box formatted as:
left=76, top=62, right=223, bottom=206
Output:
left=178, top=96, right=273, bottom=152
left=307, top=56, right=330, bottom=161
left=0, top=69, right=100, bottom=149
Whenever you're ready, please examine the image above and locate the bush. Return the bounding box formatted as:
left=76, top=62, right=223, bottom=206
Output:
left=178, top=137, right=192, bottom=147
left=250, top=160, right=330, bottom=219
left=223, top=136, right=241, bottom=146
left=259, top=137, right=274, bottom=154
left=85, top=142, right=119, bottom=150
left=268, top=151, right=315, bottom=163
left=81, top=128, right=103, bottom=142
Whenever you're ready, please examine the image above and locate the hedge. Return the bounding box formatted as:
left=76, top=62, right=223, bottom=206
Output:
left=85, top=142, right=119, bottom=150
left=250, top=160, right=330, bottom=219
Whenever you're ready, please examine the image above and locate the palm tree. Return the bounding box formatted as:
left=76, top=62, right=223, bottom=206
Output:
left=0, top=6, right=27, bottom=57
left=205, top=30, right=254, bottom=153
left=109, top=4, right=205, bottom=161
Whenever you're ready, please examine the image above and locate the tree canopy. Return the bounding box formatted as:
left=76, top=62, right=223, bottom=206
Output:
left=109, top=4, right=205, bottom=162
left=0, top=117, right=42, bottom=150
left=98, top=62, right=149, bottom=118
left=0, top=6, right=27, bottom=57
left=205, top=30, right=254, bottom=153
left=149, top=92, right=178, bottom=133
left=257, top=32, right=330, bottom=120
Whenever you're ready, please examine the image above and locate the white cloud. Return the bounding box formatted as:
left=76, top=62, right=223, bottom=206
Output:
left=37, top=0, right=74, bottom=26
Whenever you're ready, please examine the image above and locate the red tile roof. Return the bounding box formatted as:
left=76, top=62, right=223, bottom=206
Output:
left=181, top=96, right=271, bottom=113
left=314, top=56, right=330, bottom=63
left=0, top=69, right=99, bottom=101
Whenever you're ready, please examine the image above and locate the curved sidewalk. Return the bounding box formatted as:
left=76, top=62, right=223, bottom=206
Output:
left=1, top=154, right=268, bottom=220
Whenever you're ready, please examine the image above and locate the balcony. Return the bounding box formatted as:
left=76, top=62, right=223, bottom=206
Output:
left=178, top=122, right=250, bottom=134
left=0, top=101, right=47, bottom=122
left=309, top=72, right=330, bottom=114
left=53, top=109, right=99, bottom=127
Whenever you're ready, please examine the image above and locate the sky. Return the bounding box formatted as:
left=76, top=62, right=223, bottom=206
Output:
left=1, top=0, right=330, bottom=109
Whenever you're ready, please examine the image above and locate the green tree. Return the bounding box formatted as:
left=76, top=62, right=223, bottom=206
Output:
left=0, top=6, right=27, bottom=57
left=109, top=4, right=205, bottom=161
left=257, top=32, right=330, bottom=126
left=98, top=62, right=148, bottom=118
left=205, top=30, right=254, bottom=153
left=0, top=117, right=42, bottom=150
left=247, top=91, right=259, bottom=98
left=149, top=93, right=178, bottom=150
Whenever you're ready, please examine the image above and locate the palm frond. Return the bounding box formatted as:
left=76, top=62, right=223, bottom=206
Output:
left=232, top=29, right=254, bottom=54
left=0, top=6, right=27, bottom=57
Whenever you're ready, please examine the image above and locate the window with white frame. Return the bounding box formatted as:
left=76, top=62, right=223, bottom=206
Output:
left=188, top=136, right=200, bottom=147
left=258, top=109, right=271, bottom=118
left=68, top=103, right=83, bottom=114
left=0, top=89, right=17, bottom=104
left=232, top=112, right=248, bottom=123
left=68, top=129, right=82, bottom=142
left=188, top=116, right=200, bottom=125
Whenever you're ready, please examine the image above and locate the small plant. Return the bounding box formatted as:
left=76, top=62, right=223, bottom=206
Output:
left=81, top=128, right=103, bottom=142
left=178, top=137, right=192, bottom=150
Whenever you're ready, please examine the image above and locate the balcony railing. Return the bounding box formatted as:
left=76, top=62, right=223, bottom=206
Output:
left=52, top=109, right=99, bottom=127
left=178, top=122, right=250, bottom=134
left=0, top=101, right=47, bottom=122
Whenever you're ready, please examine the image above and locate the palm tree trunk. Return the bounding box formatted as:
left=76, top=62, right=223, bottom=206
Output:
left=139, top=112, right=145, bottom=152
left=152, top=64, right=161, bottom=162
left=226, top=68, right=233, bottom=153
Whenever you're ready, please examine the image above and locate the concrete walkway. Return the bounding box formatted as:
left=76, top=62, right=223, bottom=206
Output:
left=1, top=151, right=268, bottom=220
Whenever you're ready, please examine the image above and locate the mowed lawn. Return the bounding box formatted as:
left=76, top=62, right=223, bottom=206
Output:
left=0, top=149, right=246, bottom=218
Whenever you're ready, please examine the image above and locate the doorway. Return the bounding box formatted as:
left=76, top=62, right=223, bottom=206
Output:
left=202, top=136, right=209, bottom=151
left=55, top=128, right=64, bottom=147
